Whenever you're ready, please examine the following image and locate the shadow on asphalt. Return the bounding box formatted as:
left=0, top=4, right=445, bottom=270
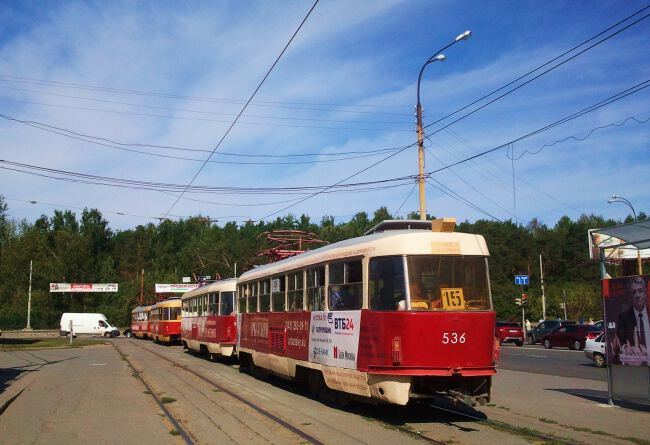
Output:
left=548, top=388, right=650, bottom=412
left=0, top=338, right=41, bottom=346
left=234, top=364, right=487, bottom=431
left=0, top=352, right=79, bottom=395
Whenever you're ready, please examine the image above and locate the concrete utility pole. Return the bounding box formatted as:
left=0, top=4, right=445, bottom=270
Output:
left=415, top=30, right=472, bottom=220
left=24, top=260, right=33, bottom=331
left=540, top=254, right=546, bottom=321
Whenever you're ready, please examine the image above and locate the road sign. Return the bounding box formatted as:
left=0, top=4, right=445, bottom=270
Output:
left=514, top=275, right=529, bottom=286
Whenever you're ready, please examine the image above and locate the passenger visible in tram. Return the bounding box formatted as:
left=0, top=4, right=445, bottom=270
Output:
left=330, top=284, right=353, bottom=310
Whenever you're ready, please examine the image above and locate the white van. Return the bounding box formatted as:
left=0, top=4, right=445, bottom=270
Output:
left=59, top=313, right=120, bottom=338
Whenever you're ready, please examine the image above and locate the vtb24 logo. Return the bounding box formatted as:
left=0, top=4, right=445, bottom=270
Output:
left=327, top=313, right=354, bottom=330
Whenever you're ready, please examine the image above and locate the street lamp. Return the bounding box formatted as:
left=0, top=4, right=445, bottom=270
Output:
left=607, top=194, right=637, bottom=221
left=607, top=194, right=642, bottom=274
left=416, top=30, right=472, bottom=220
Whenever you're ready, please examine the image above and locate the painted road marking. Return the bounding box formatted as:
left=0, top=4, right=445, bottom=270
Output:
left=90, top=363, right=107, bottom=366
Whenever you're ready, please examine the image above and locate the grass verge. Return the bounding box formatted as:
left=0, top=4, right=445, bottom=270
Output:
left=0, top=338, right=105, bottom=350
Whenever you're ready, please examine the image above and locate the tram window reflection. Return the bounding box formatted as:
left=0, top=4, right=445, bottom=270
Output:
left=406, top=256, right=490, bottom=311
left=288, top=271, right=304, bottom=311
left=249, top=282, right=259, bottom=313
left=369, top=256, right=406, bottom=311
left=329, top=260, right=362, bottom=311
left=271, top=276, right=286, bottom=312
left=306, top=267, right=325, bottom=311
left=220, top=291, right=235, bottom=315
left=260, top=280, right=271, bottom=312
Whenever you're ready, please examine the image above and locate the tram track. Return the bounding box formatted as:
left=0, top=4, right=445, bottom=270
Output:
left=116, top=339, right=590, bottom=445
left=110, top=341, right=195, bottom=445
left=120, top=339, right=326, bottom=445
left=415, top=400, right=578, bottom=445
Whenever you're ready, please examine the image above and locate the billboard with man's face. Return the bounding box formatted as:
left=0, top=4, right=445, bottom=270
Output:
left=603, top=275, right=650, bottom=366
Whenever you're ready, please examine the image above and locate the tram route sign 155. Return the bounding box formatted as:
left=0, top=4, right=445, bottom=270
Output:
left=514, top=275, right=529, bottom=286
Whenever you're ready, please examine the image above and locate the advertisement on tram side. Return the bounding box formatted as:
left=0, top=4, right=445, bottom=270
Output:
left=308, top=310, right=361, bottom=369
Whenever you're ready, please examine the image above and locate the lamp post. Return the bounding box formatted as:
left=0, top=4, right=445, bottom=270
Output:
left=607, top=194, right=642, bottom=274
left=416, top=30, right=471, bottom=220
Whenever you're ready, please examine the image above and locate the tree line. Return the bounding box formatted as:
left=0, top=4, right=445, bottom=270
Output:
left=0, top=195, right=644, bottom=329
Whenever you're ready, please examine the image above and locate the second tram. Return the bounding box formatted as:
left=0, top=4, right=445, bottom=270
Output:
left=181, top=278, right=238, bottom=358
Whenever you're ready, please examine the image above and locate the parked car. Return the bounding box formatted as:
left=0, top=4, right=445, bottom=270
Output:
left=584, top=332, right=606, bottom=367
left=526, top=319, right=575, bottom=344
left=542, top=324, right=602, bottom=350
left=495, top=321, right=524, bottom=346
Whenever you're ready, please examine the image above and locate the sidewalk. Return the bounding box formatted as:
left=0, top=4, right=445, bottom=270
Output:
left=483, top=368, right=650, bottom=444
left=0, top=344, right=181, bottom=445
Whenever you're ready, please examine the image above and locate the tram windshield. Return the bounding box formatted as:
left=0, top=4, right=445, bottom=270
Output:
left=407, top=255, right=491, bottom=311
left=369, top=255, right=491, bottom=311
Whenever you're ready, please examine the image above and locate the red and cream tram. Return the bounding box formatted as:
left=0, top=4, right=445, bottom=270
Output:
left=131, top=305, right=151, bottom=339
left=236, top=219, right=497, bottom=405
left=181, top=279, right=237, bottom=358
left=150, top=297, right=182, bottom=343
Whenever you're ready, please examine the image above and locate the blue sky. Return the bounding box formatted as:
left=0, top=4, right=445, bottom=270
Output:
left=0, top=0, right=648, bottom=230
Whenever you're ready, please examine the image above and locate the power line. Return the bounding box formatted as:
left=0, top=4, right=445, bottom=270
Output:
left=422, top=6, right=650, bottom=133
left=426, top=179, right=502, bottom=221
left=0, top=84, right=410, bottom=126
left=392, top=181, right=418, bottom=216
left=0, top=113, right=411, bottom=165
left=163, top=0, right=320, bottom=218
left=3, top=80, right=646, bottom=214
left=0, top=79, right=410, bottom=117
left=0, top=96, right=413, bottom=133
left=425, top=79, right=650, bottom=175
left=511, top=114, right=650, bottom=160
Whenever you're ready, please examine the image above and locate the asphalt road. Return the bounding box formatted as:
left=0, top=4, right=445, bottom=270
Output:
left=497, top=342, right=607, bottom=381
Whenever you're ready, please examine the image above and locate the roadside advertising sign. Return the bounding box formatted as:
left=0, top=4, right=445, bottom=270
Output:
left=155, top=283, right=200, bottom=293
left=49, top=283, right=118, bottom=293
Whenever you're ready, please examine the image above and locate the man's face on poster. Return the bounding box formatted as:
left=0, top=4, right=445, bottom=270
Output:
left=630, top=279, right=647, bottom=312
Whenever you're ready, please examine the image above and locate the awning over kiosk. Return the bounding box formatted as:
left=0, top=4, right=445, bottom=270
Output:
left=592, top=219, right=650, bottom=250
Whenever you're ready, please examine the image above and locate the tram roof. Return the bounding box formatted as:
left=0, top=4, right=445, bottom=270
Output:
left=239, top=228, right=489, bottom=282
left=131, top=305, right=151, bottom=313
left=181, top=278, right=237, bottom=299
left=152, top=297, right=182, bottom=308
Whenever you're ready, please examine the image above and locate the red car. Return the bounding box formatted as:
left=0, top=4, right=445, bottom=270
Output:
left=496, top=321, right=524, bottom=346
left=542, top=324, right=601, bottom=350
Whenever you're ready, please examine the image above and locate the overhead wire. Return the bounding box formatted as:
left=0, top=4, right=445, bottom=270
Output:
left=162, top=0, right=320, bottom=218
left=0, top=77, right=410, bottom=117
left=424, top=78, right=650, bottom=175
left=422, top=6, right=650, bottom=133
left=0, top=96, right=413, bottom=133
left=0, top=113, right=410, bottom=165
left=426, top=178, right=502, bottom=221
left=0, top=85, right=410, bottom=126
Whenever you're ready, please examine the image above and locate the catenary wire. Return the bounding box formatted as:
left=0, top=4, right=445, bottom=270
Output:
left=0, top=113, right=411, bottom=164
left=426, top=178, right=502, bottom=221
left=162, top=0, right=320, bottom=218
left=423, top=8, right=650, bottom=133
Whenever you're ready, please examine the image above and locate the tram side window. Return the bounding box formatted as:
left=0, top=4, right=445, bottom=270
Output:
left=306, top=267, right=325, bottom=311
left=249, top=282, right=259, bottom=313
left=220, top=291, right=235, bottom=315
left=260, top=280, right=271, bottom=312
left=171, top=307, right=181, bottom=320
left=238, top=285, right=247, bottom=313
left=329, top=260, right=363, bottom=310
left=288, top=271, right=304, bottom=311
left=271, top=277, right=286, bottom=312
left=369, top=256, right=406, bottom=311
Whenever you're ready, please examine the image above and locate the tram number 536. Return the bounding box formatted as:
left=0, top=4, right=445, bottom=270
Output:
left=442, top=332, right=466, bottom=344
